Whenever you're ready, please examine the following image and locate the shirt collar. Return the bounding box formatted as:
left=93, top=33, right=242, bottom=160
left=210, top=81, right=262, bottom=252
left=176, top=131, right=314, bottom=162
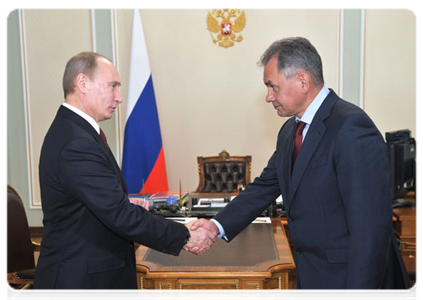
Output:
left=295, top=86, right=330, bottom=124
left=62, top=102, right=100, bottom=134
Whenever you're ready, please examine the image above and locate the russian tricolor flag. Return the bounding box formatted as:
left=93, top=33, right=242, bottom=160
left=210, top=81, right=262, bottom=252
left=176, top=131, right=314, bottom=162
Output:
left=122, top=9, right=168, bottom=194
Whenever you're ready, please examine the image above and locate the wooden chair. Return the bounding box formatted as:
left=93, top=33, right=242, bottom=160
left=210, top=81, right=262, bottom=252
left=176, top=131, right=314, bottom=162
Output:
left=7, top=185, right=41, bottom=289
left=195, top=150, right=252, bottom=193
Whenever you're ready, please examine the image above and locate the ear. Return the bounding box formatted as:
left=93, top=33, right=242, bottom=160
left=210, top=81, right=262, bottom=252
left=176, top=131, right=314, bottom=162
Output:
left=298, top=72, right=309, bottom=93
left=75, top=73, right=88, bottom=94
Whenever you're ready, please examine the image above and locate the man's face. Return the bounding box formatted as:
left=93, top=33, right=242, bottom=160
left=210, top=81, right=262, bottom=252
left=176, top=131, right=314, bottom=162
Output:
left=85, top=58, right=122, bottom=122
left=263, top=56, right=307, bottom=118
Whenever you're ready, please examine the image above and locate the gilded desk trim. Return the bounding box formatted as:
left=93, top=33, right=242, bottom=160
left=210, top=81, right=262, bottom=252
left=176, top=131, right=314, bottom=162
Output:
left=178, top=281, right=240, bottom=299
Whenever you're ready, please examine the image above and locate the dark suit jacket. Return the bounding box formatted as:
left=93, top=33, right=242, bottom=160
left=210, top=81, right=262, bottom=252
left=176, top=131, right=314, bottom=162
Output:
left=214, top=90, right=410, bottom=289
left=34, top=106, right=188, bottom=289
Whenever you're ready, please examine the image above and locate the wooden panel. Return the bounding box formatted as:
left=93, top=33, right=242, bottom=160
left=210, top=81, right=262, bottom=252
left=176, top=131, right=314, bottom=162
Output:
left=241, top=281, right=263, bottom=300
left=156, top=280, right=176, bottom=299
left=401, top=249, right=416, bottom=272
left=137, top=274, right=155, bottom=289
left=178, top=279, right=240, bottom=289
left=393, top=207, right=416, bottom=238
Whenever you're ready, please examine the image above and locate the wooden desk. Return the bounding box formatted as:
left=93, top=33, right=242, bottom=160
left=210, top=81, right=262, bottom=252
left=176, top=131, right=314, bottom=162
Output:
left=135, top=220, right=295, bottom=289
left=393, top=205, right=416, bottom=272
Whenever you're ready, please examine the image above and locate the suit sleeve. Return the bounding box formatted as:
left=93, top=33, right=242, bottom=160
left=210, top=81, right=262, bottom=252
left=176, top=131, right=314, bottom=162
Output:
left=213, top=151, right=281, bottom=241
left=335, top=113, right=392, bottom=288
left=58, top=137, right=187, bottom=256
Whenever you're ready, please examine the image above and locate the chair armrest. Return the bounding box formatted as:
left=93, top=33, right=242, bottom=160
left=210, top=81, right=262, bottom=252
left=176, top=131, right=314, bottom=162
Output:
left=4, top=269, right=35, bottom=284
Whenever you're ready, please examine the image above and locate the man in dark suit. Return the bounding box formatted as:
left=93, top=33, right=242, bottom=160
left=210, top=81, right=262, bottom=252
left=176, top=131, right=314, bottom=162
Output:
left=34, top=52, right=215, bottom=289
left=191, top=37, right=410, bottom=289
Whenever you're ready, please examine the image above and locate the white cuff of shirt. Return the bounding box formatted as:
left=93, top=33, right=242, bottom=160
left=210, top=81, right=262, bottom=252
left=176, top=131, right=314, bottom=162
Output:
left=210, top=218, right=227, bottom=240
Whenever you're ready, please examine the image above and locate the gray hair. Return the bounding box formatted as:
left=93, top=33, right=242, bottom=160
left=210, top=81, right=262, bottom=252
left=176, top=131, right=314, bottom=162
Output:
left=259, top=37, right=324, bottom=86
left=62, top=52, right=111, bottom=98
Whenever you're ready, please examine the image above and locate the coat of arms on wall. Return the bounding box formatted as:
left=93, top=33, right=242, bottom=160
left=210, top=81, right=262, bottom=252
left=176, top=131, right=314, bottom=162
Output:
left=207, top=9, right=246, bottom=48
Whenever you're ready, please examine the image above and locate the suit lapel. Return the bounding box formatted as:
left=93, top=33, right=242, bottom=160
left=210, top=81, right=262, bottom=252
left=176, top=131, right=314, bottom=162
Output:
left=58, top=106, right=128, bottom=193
left=287, top=90, right=338, bottom=209
left=288, top=117, right=326, bottom=201
left=279, top=118, right=296, bottom=200
left=94, top=134, right=127, bottom=190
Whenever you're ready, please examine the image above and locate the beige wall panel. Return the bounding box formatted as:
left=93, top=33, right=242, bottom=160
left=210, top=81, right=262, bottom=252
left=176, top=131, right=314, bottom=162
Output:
left=23, top=9, right=92, bottom=206
left=115, top=9, right=132, bottom=166
left=116, top=9, right=338, bottom=191
left=364, top=10, right=416, bottom=137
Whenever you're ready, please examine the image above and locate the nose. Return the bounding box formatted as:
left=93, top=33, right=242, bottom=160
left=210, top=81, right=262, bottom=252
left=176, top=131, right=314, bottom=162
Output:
left=265, top=88, right=275, bottom=103
left=115, top=90, right=123, bottom=104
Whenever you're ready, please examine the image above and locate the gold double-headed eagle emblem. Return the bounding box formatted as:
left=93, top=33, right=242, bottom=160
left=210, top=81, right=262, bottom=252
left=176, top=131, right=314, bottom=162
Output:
left=207, top=9, right=246, bottom=48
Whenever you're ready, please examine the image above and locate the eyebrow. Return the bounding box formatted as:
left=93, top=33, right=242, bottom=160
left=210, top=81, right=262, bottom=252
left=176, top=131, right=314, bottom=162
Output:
left=264, top=80, right=275, bottom=87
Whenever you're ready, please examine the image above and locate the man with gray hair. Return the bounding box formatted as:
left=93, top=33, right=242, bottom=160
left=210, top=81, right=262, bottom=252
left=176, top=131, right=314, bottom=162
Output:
left=191, top=37, right=410, bottom=289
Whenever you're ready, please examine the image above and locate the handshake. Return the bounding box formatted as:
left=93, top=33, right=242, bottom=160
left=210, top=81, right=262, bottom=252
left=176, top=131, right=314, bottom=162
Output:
left=183, top=219, right=220, bottom=255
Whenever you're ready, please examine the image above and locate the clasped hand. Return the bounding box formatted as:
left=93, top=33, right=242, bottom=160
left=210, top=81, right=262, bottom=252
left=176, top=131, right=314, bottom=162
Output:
left=184, top=219, right=219, bottom=255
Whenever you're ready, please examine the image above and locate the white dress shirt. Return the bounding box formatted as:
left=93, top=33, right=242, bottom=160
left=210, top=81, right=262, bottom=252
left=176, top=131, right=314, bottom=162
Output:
left=62, top=102, right=100, bottom=134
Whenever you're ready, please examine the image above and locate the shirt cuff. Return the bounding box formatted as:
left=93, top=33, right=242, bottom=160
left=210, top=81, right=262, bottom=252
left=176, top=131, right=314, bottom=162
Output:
left=211, top=218, right=227, bottom=240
